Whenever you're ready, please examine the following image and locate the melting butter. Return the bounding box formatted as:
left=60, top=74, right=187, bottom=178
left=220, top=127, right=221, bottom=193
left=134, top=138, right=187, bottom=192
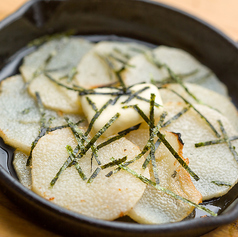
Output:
left=80, top=83, right=163, bottom=136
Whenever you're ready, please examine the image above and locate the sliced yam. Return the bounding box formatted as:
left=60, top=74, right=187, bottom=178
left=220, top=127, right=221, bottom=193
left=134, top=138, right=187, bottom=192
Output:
left=122, top=45, right=227, bottom=96
left=75, top=41, right=151, bottom=88
left=21, top=37, right=94, bottom=82
left=27, top=74, right=82, bottom=114
left=122, top=53, right=162, bottom=87
left=20, top=37, right=94, bottom=113
left=0, top=75, right=41, bottom=154
left=31, top=128, right=149, bottom=220
left=161, top=103, right=238, bottom=200
left=160, top=83, right=238, bottom=131
left=126, top=130, right=202, bottom=224
left=80, top=83, right=163, bottom=136
left=0, top=75, right=85, bottom=154
left=94, top=41, right=150, bottom=72
left=13, top=150, right=32, bottom=189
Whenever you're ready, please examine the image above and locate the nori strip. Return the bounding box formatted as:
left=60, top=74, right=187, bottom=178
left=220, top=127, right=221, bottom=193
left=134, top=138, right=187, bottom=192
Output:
left=119, top=164, right=216, bottom=216
left=86, top=97, right=98, bottom=112
left=87, top=167, right=101, bottom=183
left=66, top=145, right=87, bottom=180
left=162, top=106, right=191, bottom=128
left=121, top=86, right=150, bottom=104
left=50, top=113, right=120, bottom=186
left=211, top=181, right=232, bottom=187
left=166, top=88, right=220, bottom=138
left=101, top=156, right=127, bottom=170
left=85, top=98, right=113, bottom=136
left=195, top=135, right=238, bottom=147
left=218, top=120, right=238, bottom=162
left=97, top=124, right=141, bottom=150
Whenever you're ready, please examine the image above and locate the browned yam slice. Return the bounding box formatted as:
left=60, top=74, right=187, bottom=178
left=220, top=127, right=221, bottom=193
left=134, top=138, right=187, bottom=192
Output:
left=126, top=130, right=202, bottom=224
left=161, top=103, right=238, bottom=200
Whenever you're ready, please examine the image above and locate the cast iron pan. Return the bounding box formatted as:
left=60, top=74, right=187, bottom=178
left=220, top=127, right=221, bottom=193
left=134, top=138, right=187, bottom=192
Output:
left=0, top=0, right=238, bottom=236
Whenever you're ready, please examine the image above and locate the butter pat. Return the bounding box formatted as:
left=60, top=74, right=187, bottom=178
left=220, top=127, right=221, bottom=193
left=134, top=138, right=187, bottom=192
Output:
left=80, top=83, right=163, bottom=136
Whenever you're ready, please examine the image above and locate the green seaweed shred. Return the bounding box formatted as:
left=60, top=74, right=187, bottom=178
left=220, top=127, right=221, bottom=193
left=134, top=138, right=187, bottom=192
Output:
left=149, top=93, right=160, bottom=184
left=218, top=120, right=238, bottom=162
left=166, top=88, right=220, bottom=138
left=211, top=181, right=232, bottom=187
left=65, top=117, right=101, bottom=165
left=162, top=106, right=191, bottom=128
left=26, top=92, right=47, bottom=166
left=50, top=113, right=120, bottom=186
left=97, top=124, right=141, bottom=150
left=28, top=30, right=76, bottom=47
left=85, top=98, right=114, bottom=136
left=66, top=145, right=87, bottom=180
left=87, top=167, right=101, bottom=183
left=86, top=97, right=98, bottom=112
left=101, top=156, right=127, bottom=170
left=121, top=86, right=150, bottom=104
left=123, top=103, right=199, bottom=181
left=118, top=163, right=217, bottom=217
left=195, top=135, right=238, bottom=148
left=21, top=107, right=31, bottom=115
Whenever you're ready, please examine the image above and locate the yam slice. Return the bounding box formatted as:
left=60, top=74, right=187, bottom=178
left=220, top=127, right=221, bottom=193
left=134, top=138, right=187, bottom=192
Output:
left=0, top=75, right=84, bottom=154
left=160, top=83, right=238, bottom=131
left=126, top=130, right=202, bottom=224
left=161, top=103, right=238, bottom=200
left=122, top=46, right=227, bottom=96
left=31, top=128, right=149, bottom=220
left=75, top=41, right=151, bottom=88
left=13, top=150, right=32, bottom=189
left=20, top=37, right=94, bottom=113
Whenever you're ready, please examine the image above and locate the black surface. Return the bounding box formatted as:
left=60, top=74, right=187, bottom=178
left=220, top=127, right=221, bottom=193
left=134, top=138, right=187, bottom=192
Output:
left=0, top=0, right=238, bottom=236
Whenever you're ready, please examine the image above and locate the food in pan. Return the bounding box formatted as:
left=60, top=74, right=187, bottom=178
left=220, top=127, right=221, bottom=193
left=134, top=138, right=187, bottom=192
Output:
left=1, top=35, right=238, bottom=224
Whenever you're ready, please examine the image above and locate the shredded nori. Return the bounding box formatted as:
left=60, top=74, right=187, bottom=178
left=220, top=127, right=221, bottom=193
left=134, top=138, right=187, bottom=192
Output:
left=97, top=124, right=141, bottom=150
left=118, top=163, right=216, bottom=216
left=166, top=88, right=220, bottom=138
left=123, top=103, right=199, bottom=181
left=101, top=156, right=127, bottom=170
left=162, top=106, right=191, bottom=128
left=218, top=120, right=238, bottom=162
left=195, top=135, right=238, bottom=148
left=27, top=30, right=76, bottom=47
left=211, top=181, right=232, bottom=187
left=87, top=167, right=101, bottom=183
left=50, top=113, right=120, bottom=186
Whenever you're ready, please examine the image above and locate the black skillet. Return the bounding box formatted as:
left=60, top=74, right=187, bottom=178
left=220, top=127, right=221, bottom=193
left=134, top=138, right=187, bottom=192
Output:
left=0, top=0, right=238, bottom=236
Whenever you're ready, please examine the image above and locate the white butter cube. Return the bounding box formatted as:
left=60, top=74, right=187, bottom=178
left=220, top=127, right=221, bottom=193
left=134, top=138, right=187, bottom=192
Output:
left=80, top=83, right=163, bottom=136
